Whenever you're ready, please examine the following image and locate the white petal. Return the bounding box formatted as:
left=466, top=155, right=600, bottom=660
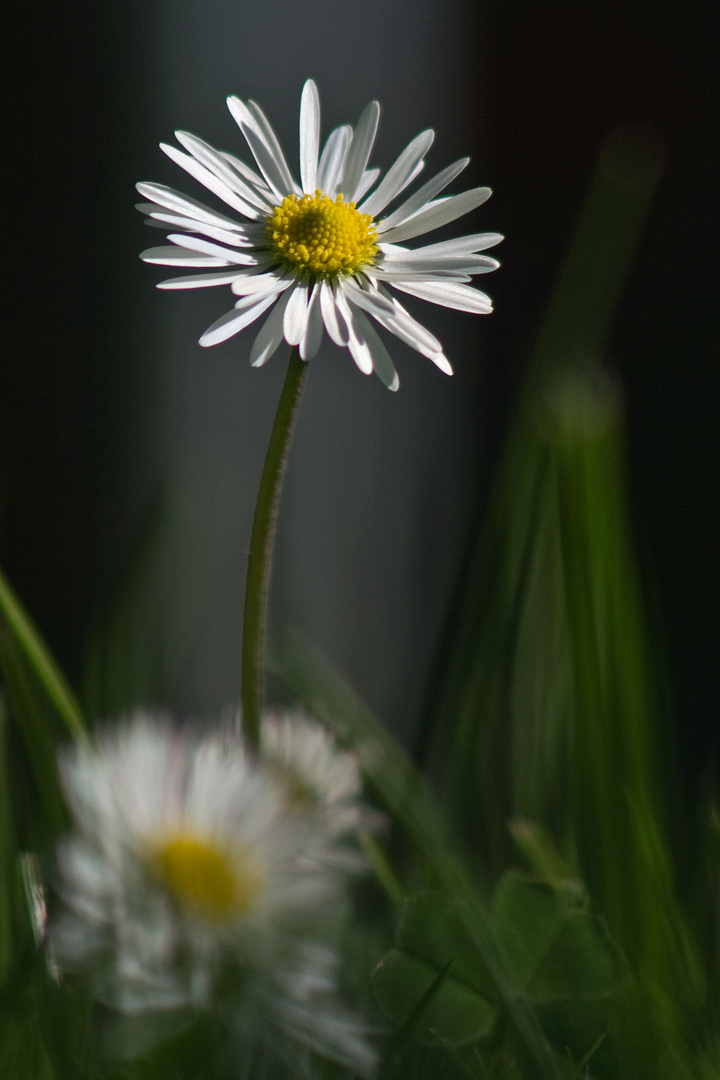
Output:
left=136, top=182, right=246, bottom=232
left=358, top=129, right=434, bottom=217
left=283, top=281, right=311, bottom=345
left=138, top=209, right=259, bottom=248
left=372, top=267, right=472, bottom=283
left=379, top=254, right=500, bottom=275
left=199, top=294, right=278, bottom=347
left=160, top=143, right=263, bottom=220
left=231, top=272, right=291, bottom=296
left=157, top=270, right=245, bottom=290
left=226, top=97, right=292, bottom=201
left=341, top=100, right=380, bottom=202
left=353, top=167, right=380, bottom=202
left=429, top=352, right=454, bottom=375
left=342, top=277, right=397, bottom=319
left=233, top=290, right=279, bottom=311
left=377, top=158, right=470, bottom=231
left=249, top=289, right=293, bottom=367
left=391, top=232, right=504, bottom=257
left=299, top=286, right=324, bottom=360
left=382, top=314, right=453, bottom=373
left=246, top=98, right=299, bottom=193
left=135, top=201, right=254, bottom=237
left=299, top=80, right=320, bottom=194
left=366, top=281, right=447, bottom=359
left=350, top=310, right=399, bottom=391
left=393, top=158, right=426, bottom=201
left=174, top=131, right=270, bottom=211
left=389, top=278, right=493, bottom=313
left=165, top=233, right=260, bottom=265
left=236, top=125, right=288, bottom=202
left=378, top=187, right=492, bottom=244
left=334, top=290, right=373, bottom=374
left=140, top=245, right=229, bottom=267
left=319, top=281, right=349, bottom=346
left=375, top=308, right=442, bottom=358
left=317, top=126, right=351, bottom=196
left=220, top=151, right=273, bottom=196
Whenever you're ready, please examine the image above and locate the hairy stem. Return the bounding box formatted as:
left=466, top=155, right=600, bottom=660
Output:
left=241, top=347, right=307, bottom=749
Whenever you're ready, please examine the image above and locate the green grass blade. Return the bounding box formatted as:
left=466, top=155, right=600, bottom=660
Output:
left=82, top=485, right=214, bottom=719
left=0, top=633, right=69, bottom=842
left=0, top=564, right=85, bottom=740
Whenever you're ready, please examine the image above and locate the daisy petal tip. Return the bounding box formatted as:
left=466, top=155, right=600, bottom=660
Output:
left=198, top=323, right=227, bottom=346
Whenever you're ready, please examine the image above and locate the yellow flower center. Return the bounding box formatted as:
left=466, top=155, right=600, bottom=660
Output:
left=267, top=190, right=378, bottom=280
left=154, top=834, right=266, bottom=921
left=270, top=765, right=318, bottom=815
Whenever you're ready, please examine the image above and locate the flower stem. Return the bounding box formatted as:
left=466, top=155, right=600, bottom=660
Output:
left=241, top=346, right=307, bottom=750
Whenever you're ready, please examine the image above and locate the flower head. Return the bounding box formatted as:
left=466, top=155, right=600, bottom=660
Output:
left=51, top=713, right=376, bottom=1071
left=137, top=79, right=502, bottom=389
left=258, top=709, right=381, bottom=870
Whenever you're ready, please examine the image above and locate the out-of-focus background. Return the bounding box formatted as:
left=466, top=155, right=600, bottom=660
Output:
left=2, top=0, right=718, bottom=779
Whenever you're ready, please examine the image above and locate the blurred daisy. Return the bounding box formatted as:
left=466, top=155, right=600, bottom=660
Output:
left=258, top=709, right=381, bottom=866
left=137, top=79, right=502, bottom=389
left=51, top=713, right=375, bottom=1071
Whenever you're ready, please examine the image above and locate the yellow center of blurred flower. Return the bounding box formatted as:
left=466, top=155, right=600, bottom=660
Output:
left=270, top=766, right=318, bottom=815
left=267, top=190, right=378, bottom=279
left=155, top=835, right=265, bottom=920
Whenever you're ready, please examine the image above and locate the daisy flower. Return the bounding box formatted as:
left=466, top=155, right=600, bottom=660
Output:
left=258, top=709, right=381, bottom=867
left=51, top=712, right=376, bottom=1071
left=137, top=79, right=502, bottom=389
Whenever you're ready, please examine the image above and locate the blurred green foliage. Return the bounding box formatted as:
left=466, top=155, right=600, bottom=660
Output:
left=2, top=126, right=720, bottom=1079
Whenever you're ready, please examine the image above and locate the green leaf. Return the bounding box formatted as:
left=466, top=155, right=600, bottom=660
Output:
left=379, top=957, right=455, bottom=1075
left=373, top=948, right=497, bottom=1047
left=373, top=894, right=500, bottom=1047
left=493, top=872, right=618, bottom=1002
left=395, top=894, right=498, bottom=1003
left=493, top=871, right=620, bottom=1066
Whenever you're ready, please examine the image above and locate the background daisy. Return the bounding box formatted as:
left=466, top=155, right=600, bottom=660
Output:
left=51, top=713, right=375, bottom=1070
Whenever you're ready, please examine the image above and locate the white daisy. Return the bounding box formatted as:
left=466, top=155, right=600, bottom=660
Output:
left=258, top=709, right=381, bottom=866
left=51, top=712, right=375, bottom=1071
left=137, top=79, right=502, bottom=389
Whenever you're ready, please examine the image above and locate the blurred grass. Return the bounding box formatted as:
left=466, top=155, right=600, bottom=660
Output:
left=415, top=127, right=711, bottom=1068
left=0, top=565, right=85, bottom=741
left=273, top=629, right=569, bottom=1079
left=82, top=484, right=216, bottom=719
left=2, top=123, right=719, bottom=1078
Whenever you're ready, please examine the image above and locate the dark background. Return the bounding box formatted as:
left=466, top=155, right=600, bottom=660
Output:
left=2, top=2, right=719, bottom=781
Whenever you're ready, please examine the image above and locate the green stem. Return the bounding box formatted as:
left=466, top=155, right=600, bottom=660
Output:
left=241, top=346, right=308, bottom=749
left=0, top=562, right=87, bottom=740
